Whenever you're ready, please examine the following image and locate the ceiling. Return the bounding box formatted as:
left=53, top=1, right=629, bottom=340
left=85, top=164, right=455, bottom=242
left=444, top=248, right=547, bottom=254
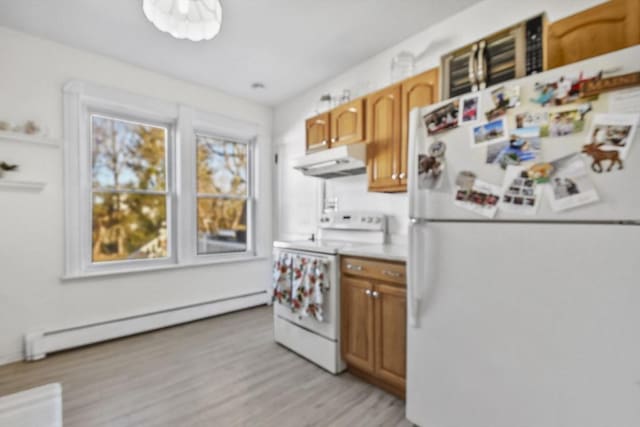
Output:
left=0, top=0, right=481, bottom=106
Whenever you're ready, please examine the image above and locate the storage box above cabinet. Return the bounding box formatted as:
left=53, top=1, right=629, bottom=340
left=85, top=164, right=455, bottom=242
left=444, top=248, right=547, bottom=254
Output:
left=441, top=14, right=545, bottom=99
left=545, top=0, right=640, bottom=70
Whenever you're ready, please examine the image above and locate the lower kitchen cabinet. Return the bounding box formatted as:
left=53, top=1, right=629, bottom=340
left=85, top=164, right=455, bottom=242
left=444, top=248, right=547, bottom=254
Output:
left=374, top=282, right=407, bottom=392
left=341, top=276, right=375, bottom=373
left=341, top=256, right=406, bottom=398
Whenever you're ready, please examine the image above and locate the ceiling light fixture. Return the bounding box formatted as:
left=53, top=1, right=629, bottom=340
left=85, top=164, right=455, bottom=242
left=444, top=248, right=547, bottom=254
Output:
left=143, top=0, right=223, bottom=42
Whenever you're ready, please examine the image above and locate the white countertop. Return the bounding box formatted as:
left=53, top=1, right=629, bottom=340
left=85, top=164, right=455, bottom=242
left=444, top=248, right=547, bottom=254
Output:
left=338, top=244, right=407, bottom=263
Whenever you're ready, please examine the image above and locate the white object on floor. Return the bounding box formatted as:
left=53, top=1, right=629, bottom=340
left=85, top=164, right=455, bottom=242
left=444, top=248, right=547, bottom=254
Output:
left=0, top=383, right=62, bottom=427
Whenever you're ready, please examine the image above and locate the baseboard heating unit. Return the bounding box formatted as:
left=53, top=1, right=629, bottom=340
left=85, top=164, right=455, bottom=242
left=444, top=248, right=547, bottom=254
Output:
left=24, top=291, right=267, bottom=361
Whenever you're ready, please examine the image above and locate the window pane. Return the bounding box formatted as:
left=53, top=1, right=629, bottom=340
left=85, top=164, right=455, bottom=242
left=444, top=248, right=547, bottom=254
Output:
left=92, top=115, right=167, bottom=191
left=197, top=198, right=247, bottom=254
left=92, top=193, right=168, bottom=262
left=196, top=135, right=248, bottom=196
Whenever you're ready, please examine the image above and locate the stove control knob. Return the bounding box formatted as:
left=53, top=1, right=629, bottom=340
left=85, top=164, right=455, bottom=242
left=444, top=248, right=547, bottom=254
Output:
left=367, top=217, right=373, bottom=223
left=374, top=217, right=381, bottom=223
left=361, top=217, right=366, bottom=222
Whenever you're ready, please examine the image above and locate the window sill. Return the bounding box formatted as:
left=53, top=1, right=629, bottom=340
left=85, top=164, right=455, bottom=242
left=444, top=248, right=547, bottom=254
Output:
left=61, top=254, right=269, bottom=281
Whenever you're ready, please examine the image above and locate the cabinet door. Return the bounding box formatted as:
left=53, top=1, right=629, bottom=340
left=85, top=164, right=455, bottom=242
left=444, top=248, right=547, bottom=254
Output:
left=305, top=112, right=330, bottom=152
left=545, top=0, right=640, bottom=70
left=341, top=276, right=375, bottom=374
left=401, top=68, right=439, bottom=188
left=367, top=85, right=402, bottom=192
left=330, top=98, right=365, bottom=147
left=373, top=282, right=406, bottom=392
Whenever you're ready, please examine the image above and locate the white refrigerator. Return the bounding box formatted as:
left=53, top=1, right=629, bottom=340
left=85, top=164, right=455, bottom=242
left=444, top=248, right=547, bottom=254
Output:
left=406, top=46, right=640, bottom=427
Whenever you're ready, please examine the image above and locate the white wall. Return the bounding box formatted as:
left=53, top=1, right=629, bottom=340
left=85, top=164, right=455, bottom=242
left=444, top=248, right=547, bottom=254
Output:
left=273, top=0, right=605, bottom=243
left=0, top=27, right=273, bottom=365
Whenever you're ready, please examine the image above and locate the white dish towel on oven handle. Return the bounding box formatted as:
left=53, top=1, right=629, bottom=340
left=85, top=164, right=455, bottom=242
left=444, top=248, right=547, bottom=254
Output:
left=271, top=252, right=330, bottom=322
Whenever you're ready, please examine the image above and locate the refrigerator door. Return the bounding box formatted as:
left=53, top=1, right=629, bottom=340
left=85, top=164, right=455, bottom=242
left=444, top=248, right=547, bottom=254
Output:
left=408, top=45, right=640, bottom=222
left=406, top=221, right=640, bottom=427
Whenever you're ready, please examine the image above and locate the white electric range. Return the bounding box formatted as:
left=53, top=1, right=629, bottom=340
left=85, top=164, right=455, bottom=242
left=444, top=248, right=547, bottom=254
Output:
left=272, top=211, right=387, bottom=374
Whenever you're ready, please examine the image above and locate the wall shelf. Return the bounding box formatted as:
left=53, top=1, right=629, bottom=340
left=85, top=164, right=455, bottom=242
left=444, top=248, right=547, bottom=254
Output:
left=0, top=130, right=60, bottom=148
left=0, top=180, right=46, bottom=192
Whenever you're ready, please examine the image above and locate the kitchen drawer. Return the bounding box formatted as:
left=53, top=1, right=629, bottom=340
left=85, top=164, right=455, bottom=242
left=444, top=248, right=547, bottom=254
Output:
left=341, top=256, right=406, bottom=285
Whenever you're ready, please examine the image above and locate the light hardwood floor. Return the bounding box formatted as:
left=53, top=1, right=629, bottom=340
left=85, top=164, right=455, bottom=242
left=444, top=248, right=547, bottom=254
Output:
left=0, top=306, right=410, bottom=427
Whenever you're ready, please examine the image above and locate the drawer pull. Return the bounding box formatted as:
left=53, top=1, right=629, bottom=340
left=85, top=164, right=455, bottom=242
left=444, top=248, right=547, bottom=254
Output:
left=346, top=263, right=363, bottom=271
left=382, top=269, right=402, bottom=278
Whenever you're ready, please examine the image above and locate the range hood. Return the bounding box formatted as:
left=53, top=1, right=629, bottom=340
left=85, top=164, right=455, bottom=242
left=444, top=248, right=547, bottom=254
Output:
left=293, top=143, right=367, bottom=179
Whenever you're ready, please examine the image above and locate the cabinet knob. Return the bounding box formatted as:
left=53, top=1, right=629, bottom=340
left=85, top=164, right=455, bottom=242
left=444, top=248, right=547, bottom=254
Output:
left=399, top=172, right=406, bottom=179
left=331, top=137, right=337, bottom=143
left=365, top=289, right=372, bottom=296
left=391, top=173, right=397, bottom=180
left=372, top=291, right=379, bottom=298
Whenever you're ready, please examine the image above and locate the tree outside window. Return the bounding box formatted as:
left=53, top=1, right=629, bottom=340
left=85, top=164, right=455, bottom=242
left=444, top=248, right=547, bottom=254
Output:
left=91, top=114, right=169, bottom=262
left=196, top=134, right=249, bottom=254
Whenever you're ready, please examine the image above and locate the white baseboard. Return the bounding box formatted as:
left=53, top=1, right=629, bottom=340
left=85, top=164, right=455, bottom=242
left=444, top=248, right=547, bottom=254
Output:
left=24, top=291, right=268, bottom=361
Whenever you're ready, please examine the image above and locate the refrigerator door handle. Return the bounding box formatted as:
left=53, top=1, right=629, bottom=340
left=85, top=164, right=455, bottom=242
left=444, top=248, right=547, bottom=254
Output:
left=408, top=220, right=423, bottom=328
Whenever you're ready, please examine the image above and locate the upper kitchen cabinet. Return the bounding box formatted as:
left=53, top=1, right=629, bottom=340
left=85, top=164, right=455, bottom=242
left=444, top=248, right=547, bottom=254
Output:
left=545, top=0, right=640, bottom=70
left=305, top=112, right=330, bottom=152
left=367, top=84, right=402, bottom=192
left=330, top=98, right=366, bottom=147
left=400, top=68, right=439, bottom=188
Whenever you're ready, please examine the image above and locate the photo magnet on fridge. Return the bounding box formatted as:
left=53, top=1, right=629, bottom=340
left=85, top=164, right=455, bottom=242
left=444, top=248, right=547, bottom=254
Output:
left=582, top=113, right=639, bottom=173
left=515, top=111, right=550, bottom=136
left=418, top=141, right=447, bottom=190
left=527, top=162, right=554, bottom=183
left=545, top=153, right=599, bottom=212
left=453, top=178, right=501, bottom=219
left=460, top=93, right=481, bottom=125
left=547, top=103, right=592, bottom=137
left=531, top=72, right=601, bottom=107
left=485, top=85, right=520, bottom=121
left=471, top=117, right=509, bottom=147
left=486, top=126, right=541, bottom=169
left=455, top=170, right=476, bottom=191
left=500, top=165, right=542, bottom=215
left=423, top=100, right=459, bottom=136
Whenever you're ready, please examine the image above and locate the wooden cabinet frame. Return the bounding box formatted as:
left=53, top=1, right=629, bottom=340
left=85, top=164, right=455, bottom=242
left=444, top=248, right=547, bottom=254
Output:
left=545, top=0, right=640, bottom=70
left=341, top=257, right=407, bottom=398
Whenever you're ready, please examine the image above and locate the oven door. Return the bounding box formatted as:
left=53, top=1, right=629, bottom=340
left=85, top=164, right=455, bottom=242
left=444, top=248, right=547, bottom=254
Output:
left=272, top=248, right=339, bottom=341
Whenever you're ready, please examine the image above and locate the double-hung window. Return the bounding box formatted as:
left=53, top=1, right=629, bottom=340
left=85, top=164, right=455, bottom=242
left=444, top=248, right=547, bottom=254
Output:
left=90, top=114, right=171, bottom=262
left=63, top=81, right=258, bottom=278
left=195, top=134, right=251, bottom=255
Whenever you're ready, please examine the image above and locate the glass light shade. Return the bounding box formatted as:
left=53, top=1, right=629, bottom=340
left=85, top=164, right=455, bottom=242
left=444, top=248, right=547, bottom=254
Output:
left=143, top=0, right=222, bottom=42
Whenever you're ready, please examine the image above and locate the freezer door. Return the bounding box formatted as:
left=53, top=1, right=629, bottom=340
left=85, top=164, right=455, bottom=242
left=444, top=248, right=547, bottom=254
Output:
left=406, top=221, right=640, bottom=427
left=408, top=45, right=640, bottom=222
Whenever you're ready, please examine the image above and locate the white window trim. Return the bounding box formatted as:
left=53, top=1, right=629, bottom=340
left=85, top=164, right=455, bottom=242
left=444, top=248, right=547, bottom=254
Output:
left=63, top=81, right=259, bottom=279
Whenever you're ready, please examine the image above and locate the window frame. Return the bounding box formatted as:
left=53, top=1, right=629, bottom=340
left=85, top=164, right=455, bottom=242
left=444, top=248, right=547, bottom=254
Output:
left=63, top=82, right=260, bottom=278
left=193, top=131, right=254, bottom=259
left=87, top=110, right=176, bottom=269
